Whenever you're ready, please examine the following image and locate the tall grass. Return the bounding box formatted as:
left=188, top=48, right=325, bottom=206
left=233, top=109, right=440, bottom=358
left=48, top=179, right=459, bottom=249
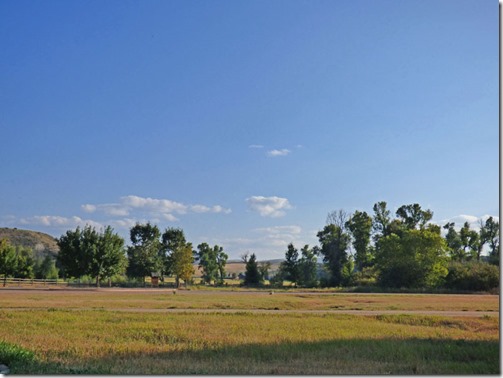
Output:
left=0, top=309, right=498, bottom=374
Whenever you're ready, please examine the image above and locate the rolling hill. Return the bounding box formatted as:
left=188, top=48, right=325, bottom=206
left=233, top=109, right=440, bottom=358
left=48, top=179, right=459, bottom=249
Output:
left=0, top=228, right=59, bottom=259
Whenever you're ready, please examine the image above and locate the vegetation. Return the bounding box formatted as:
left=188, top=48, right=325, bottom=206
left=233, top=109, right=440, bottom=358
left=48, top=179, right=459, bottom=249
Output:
left=0, top=290, right=498, bottom=374
left=0, top=201, right=499, bottom=292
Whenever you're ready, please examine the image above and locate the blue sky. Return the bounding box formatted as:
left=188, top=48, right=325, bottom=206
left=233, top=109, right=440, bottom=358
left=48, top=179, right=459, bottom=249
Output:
left=1, top=0, right=498, bottom=259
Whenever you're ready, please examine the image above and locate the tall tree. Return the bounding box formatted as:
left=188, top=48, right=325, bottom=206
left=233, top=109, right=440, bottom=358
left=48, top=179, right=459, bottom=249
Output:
left=297, top=245, right=318, bottom=288
left=161, top=227, right=187, bottom=277
left=126, top=223, right=162, bottom=284
left=58, top=226, right=126, bottom=286
left=195, top=242, right=219, bottom=285
left=0, top=239, right=17, bottom=286
left=317, top=224, right=350, bottom=287
left=215, top=245, right=228, bottom=283
left=91, top=226, right=127, bottom=287
left=372, top=201, right=391, bottom=242
left=480, top=216, right=500, bottom=265
left=279, top=243, right=300, bottom=286
left=244, top=253, right=262, bottom=286
left=395, top=203, right=433, bottom=230
left=57, top=227, right=88, bottom=279
left=459, top=222, right=479, bottom=260
left=345, top=210, right=373, bottom=271
left=171, top=243, right=194, bottom=288
left=443, top=222, right=464, bottom=261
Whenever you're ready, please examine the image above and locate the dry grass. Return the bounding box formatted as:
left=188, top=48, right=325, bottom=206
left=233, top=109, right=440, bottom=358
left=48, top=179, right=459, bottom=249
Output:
left=0, top=289, right=498, bottom=312
left=0, top=289, right=499, bottom=374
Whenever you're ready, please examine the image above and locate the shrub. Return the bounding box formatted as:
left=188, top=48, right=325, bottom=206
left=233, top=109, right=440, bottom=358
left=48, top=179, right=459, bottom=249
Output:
left=443, top=261, right=499, bottom=292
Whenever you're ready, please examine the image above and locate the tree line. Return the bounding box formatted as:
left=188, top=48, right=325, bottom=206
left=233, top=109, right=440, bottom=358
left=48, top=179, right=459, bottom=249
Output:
left=269, top=202, right=499, bottom=291
left=0, top=201, right=499, bottom=291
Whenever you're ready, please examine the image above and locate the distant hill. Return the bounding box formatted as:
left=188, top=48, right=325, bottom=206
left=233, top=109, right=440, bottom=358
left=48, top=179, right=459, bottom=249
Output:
left=0, top=228, right=59, bottom=259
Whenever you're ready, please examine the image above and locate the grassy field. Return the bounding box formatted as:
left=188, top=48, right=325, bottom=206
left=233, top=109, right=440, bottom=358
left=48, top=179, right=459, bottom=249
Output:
left=0, top=289, right=499, bottom=374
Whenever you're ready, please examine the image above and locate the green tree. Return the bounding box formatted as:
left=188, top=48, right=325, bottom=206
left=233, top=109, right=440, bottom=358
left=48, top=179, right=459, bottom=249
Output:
left=215, top=246, right=228, bottom=284
left=481, top=217, right=499, bottom=265
left=161, top=227, right=187, bottom=278
left=57, top=227, right=88, bottom=279
left=443, top=222, right=464, bottom=261
left=13, top=246, right=35, bottom=279
left=279, top=243, right=300, bottom=286
left=375, top=228, right=448, bottom=288
left=58, top=226, right=126, bottom=286
left=258, top=261, right=271, bottom=281
left=243, top=253, right=262, bottom=286
left=459, top=222, right=479, bottom=260
left=0, top=239, right=17, bottom=286
left=297, top=245, right=318, bottom=287
left=35, top=255, right=59, bottom=280
left=91, top=226, right=127, bottom=287
left=395, top=203, right=433, bottom=230
left=372, top=201, right=391, bottom=241
left=126, top=223, right=162, bottom=284
left=345, top=210, right=373, bottom=271
left=196, top=242, right=219, bottom=285
left=317, top=224, right=350, bottom=287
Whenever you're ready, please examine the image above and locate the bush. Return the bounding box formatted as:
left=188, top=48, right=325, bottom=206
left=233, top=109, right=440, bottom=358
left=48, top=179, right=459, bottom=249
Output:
left=0, top=341, right=35, bottom=367
left=443, top=261, right=499, bottom=292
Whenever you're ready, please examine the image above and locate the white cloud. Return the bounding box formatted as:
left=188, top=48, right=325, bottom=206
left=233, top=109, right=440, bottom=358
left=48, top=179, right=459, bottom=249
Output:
left=81, top=195, right=231, bottom=222
left=267, top=149, right=291, bottom=157
left=246, top=196, right=293, bottom=218
left=249, top=144, right=264, bottom=149
left=81, top=204, right=96, bottom=213
left=20, top=215, right=103, bottom=230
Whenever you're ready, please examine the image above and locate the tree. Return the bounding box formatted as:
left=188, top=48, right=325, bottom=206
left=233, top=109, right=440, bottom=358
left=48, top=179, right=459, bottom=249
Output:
left=196, top=242, right=219, bottom=285
left=297, top=245, right=318, bottom=287
left=58, top=226, right=126, bottom=286
left=161, top=227, right=187, bottom=278
left=372, top=201, right=391, bottom=241
left=345, top=210, right=373, bottom=271
left=126, top=223, right=162, bottom=284
left=279, top=243, right=300, bottom=286
left=215, top=246, right=228, bottom=284
left=317, top=224, right=350, bottom=287
left=13, top=246, right=35, bottom=279
left=0, top=239, right=17, bottom=286
left=91, top=226, right=126, bottom=287
left=326, top=209, right=349, bottom=230
left=374, top=228, right=448, bottom=288
left=244, top=253, right=262, bottom=286
left=443, top=222, right=464, bottom=261
left=481, top=217, right=499, bottom=265
left=57, top=227, right=88, bottom=279
left=258, top=261, right=271, bottom=281
left=35, top=255, right=59, bottom=280
left=459, top=222, right=479, bottom=260
left=171, top=243, right=195, bottom=288
left=395, top=203, right=433, bottom=230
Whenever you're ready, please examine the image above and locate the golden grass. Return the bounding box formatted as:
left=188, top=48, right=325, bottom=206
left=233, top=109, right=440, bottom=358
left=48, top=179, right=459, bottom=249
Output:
left=0, top=289, right=499, bottom=374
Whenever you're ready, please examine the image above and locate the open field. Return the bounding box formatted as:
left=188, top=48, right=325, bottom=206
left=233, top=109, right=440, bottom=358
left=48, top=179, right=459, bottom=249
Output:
left=0, top=289, right=499, bottom=374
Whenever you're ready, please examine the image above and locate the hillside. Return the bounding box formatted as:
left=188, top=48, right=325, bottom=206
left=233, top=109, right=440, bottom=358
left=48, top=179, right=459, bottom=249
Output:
left=0, top=228, right=59, bottom=259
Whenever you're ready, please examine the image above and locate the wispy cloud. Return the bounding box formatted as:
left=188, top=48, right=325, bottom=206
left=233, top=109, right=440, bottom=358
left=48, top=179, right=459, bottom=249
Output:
left=434, top=214, right=499, bottom=232
left=248, top=144, right=264, bottom=149
left=246, top=196, right=293, bottom=218
left=83, top=195, right=231, bottom=222
left=19, top=215, right=103, bottom=230
left=267, top=149, right=291, bottom=157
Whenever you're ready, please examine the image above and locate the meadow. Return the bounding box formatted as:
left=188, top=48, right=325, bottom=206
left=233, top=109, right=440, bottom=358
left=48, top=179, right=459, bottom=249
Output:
left=0, top=289, right=499, bottom=374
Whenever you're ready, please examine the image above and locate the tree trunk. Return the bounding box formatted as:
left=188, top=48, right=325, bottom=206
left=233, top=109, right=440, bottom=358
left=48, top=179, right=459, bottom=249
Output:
left=96, top=275, right=100, bottom=288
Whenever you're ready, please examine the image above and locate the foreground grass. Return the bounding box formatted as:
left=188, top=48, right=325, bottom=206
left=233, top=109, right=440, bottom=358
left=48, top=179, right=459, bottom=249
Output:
left=0, top=309, right=499, bottom=374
